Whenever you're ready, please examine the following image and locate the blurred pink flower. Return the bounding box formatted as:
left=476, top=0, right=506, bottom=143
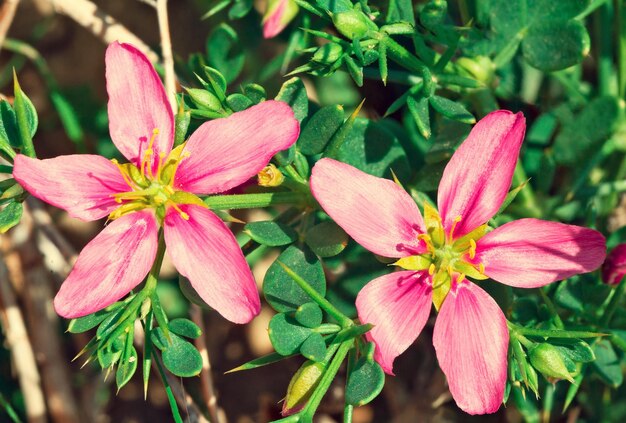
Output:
left=602, top=244, right=626, bottom=285
left=310, top=110, right=605, bottom=414
left=262, top=0, right=299, bottom=38
left=13, top=42, right=299, bottom=323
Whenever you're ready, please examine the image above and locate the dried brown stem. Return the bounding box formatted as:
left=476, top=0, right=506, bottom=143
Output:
left=190, top=305, right=223, bottom=423
left=48, top=0, right=158, bottom=62
left=155, top=0, right=177, bottom=112
left=0, top=246, right=47, bottom=423
left=0, top=0, right=21, bottom=54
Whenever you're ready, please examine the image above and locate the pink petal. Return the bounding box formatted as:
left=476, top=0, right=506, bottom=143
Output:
left=174, top=101, right=299, bottom=195
left=310, top=158, right=425, bottom=258
left=476, top=218, right=606, bottom=288
left=54, top=210, right=159, bottom=318
left=602, top=244, right=626, bottom=286
left=163, top=204, right=260, bottom=323
left=106, top=42, right=174, bottom=169
left=13, top=154, right=129, bottom=221
left=356, top=271, right=432, bottom=374
left=437, top=110, right=526, bottom=238
left=263, top=0, right=288, bottom=38
left=433, top=282, right=508, bottom=415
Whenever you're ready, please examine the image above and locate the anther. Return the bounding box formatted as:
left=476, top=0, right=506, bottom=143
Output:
left=428, top=263, right=436, bottom=275
left=469, top=238, right=477, bottom=259
left=479, top=262, right=485, bottom=274
left=448, top=215, right=462, bottom=242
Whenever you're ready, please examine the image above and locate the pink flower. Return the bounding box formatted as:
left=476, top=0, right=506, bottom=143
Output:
left=310, top=110, right=605, bottom=414
left=262, top=0, right=299, bottom=38
left=602, top=244, right=626, bottom=285
left=13, top=42, right=300, bottom=324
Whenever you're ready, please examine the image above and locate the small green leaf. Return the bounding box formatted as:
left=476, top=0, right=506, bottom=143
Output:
left=522, top=20, right=590, bottom=71
left=428, top=96, right=475, bottom=124
left=283, top=360, right=325, bottom=415
left=116, top=342, right=138, bottom=390
left=12, top=74, right=37, bottom=157
left=305, top=221, right=349, bottom=258
left=268, top=313, right=312, bottom=355
left=244, top=221, right=298, bottom=246
left=263, top=246, right=327, bottom=313
left=406, top=95, right=431, bottom=139
left=154, top=328, right=203, bottom=377
left=345, top=358, right=385, bottom=406
left=243, top=84, right=266, bottom=104
left=174, top=109, right=191, bottom=147
left=295, top=302, right=323, bottom=328
left=68, top=308, right=111, bottom=333
left=185, top=88, right=223, bottom=112
left=206, top=24, right=245, bottom=83
left=300, top=332, right=326, bottom=362
left=0, top=201, right=22, bottom=233
left=226, top=93, right=254, bottom=112
left=226, top=351, right=294, bottom=373
left=228, top=0, right=253, bottom=19
left=202, top=66, right=227, bottom=100
left=298, top=105, right=345, bottom=155
left=275, top=77, right=308, bottom=123
left=168, top=318, right=202, bottom=339
left=344, top=56, right=364, bottom=87
left=592, top=339, right=623, bottom=388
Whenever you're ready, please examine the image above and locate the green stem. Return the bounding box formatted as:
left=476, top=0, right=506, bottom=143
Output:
left=204, top=191, right=310, bottom=210
left=509, top=323, right=606, bottom=339
left=600, top=277, right=626, bottom=327
left=153, top=353, right=184, bottom=423
left=596, top=0, right=614, bottom=96
left=538, top=288, right=564, bottom=329
left=0, top=393, right=21, bottom=423
left=513, top=162, right=542, bottom=217
left=542, top=383, right=555, bottom=423
left=378, top=34, right=434, bottom=93
left=343, top=404, right=354, bottom=423
left=0, top=165, right=13, bottom=174
left=277, top=261, right=354, bottom=327
left=617, top=0, right=626, bottom=99
left=144, top=230, right=166, bottom=294
left=301, top=340, right=353, bottom=420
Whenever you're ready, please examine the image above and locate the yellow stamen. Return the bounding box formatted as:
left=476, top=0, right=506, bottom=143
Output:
left=469, top=238, right=477, bottom=259
left=141, top=129, right=160, bottom=178
left=447, top=265, right=453, bottom=276
left=428, top=263, right=436, bottom=275
left=168, top=201, right=189, bottom=220
left=155, top=152, right=166, bottom=181
left=448, top=215, right=462, bottom=243
left=111, top=159, right=136, bottom=189
left=418, top=234, right=436, bottom=257
left=479, top=262, right=485, bottom=274
left=457, top=273, right=466, bottom=284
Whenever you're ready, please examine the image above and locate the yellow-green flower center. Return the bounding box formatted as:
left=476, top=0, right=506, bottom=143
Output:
left=108, top=129, right=205, bottom=222
left=394, top=202, right=488, bottom=310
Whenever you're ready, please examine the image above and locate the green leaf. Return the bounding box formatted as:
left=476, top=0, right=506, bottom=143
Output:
left=295, top=302, right=323, bottom=328
left=0, top=100, right=18, bottom=152
left=228, top=0, right=253, bottom=19
left=244, top=221, right=298, bottom=247
left=243, top=84, right=266, bottom=104
left=552, top=339, right=595, bottom=364
left=13, top=74, right=37, bottom=157
left=268, top=313, right=312, bottom=355
left=116, top=343, right=138, bottom=390
left=300, top=332, right=327, bottom=362
left=226, top=351, right=293, bottom=373
left=345, top=359, right=385, bottom=406
left=68, top=308, right=112, bottom=333
left=168, top=318, right=202, bottom=339
left=406, top=95, right=431, bottom=139
left=202, top=66, right=227, bottom=100
left=298, top=105, right=345, bottom=155
left=206, top=24, right=245, bottom=83
left=386, top=0, right=415, bottom=24
left=283, top=360, right=325, bottom=415
left=263, top=246, right=327, bottom=312
left=428, top=96, right=475, bottom=124
left=275, top=77, right=308, bottom=123
left=305, top=221, right=349, bottom=258
left=226, top=93, right=254, bottom=112
left=153, top=328, right=203, bottom=377
left=592, top=339, right=623, bottom=388
left=185, top=88, right=223, bottom=111
left=344, top=56, right=364, bottom=87
left=174, top=109, right=191, bottom=147
left=553, top=96, right=620, bottom=165
left=0, top=201, right=22, bottom=233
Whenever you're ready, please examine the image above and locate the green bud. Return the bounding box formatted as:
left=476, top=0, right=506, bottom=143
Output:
left=529, top=343, right=574, bottom=383
left=312, top=43, right=344, bottom=64
left=456, top=56, right=496, bottom=85
left=184, top=88, right=222, bottom=111
left=332, top=10, right=375, bottom=40
left=419, top=0, right=447, bottom=29
left=282, top=360, right=325, bottom=416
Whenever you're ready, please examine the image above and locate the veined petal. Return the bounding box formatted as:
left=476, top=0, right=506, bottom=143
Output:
left=106, top=42, right=174, bottom=168
left=174, top=101, right=299, bottom=195
left=54, top=210, right=159, bottom=318
left=437, top=110, right=525, bottom=238
left=433, top=282, right=508, bottom=415
left=164, top=204, right=260, bottom=323
left=310, top=158, right=425, bottom=258
left=476, top=218, right=606, bottom=288
left=13, top=154, right=128, bottom=221
left=356, top=271, right=432, bottom=374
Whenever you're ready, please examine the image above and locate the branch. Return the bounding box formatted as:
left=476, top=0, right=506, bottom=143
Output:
left=155, top=0, right=177, bottom=112
left=0, top=0, right=21, bottom=54
left=48, top=0, right=158, bottom=63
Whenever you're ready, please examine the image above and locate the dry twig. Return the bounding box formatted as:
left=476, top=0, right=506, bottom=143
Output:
left=0, top=0, right=21, bottom=53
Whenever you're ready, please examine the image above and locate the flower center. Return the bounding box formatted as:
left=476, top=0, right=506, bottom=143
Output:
left=394, top=202, right=488, bottom=310
left=108, top=129, right=205, bottom=222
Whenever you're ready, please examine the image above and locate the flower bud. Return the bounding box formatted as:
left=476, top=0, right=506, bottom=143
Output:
left=263, top=0, right=299, bottom=39
left=602, top=244, right=626, bottom=286
left=528, top=343, right=574, bottom=383
left=282, top=360, right=325, bottom=416
left=258, top=164, right=284, bottom=187
left=185, top=88, right=222, bottom=111
left=331, top=9, right=375, bottom=40
left=312, top=43, right=344, bottom=65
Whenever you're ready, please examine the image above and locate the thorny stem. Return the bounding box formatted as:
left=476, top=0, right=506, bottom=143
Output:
left=144, top=230, right=166, bottom=294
